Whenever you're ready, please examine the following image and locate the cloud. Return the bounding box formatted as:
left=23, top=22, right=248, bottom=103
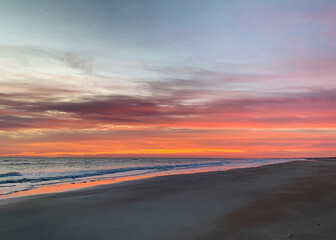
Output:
left=1, top=84, right=335, bottom=131
left=62, top=52, right=93, bottom=74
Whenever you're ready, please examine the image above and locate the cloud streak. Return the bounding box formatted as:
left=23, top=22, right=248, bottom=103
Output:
left=1, top=85, right=335, bottom=131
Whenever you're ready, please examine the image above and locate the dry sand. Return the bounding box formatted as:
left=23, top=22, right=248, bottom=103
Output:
left=0, top=159, right=335, bottom=240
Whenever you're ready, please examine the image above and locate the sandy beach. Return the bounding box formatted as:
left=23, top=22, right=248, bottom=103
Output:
left=0, top=159, right=336, bottom=240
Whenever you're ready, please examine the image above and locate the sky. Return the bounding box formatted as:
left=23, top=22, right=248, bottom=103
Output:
left=0, top=0, right=335, bottom=158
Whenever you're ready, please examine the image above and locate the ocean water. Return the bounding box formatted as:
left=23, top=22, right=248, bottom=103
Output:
left=0, top=157, right=301, bottom=198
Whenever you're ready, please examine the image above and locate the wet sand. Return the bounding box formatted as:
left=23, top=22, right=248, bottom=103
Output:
left=0, top=159, right=335, bottom=240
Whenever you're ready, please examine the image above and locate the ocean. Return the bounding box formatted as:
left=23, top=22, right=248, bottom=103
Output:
left=0, top=157, right=301, bottom=198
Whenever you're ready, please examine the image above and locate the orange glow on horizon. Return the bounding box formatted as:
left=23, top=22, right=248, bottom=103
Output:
left=1, top=126, right=334, bottom=158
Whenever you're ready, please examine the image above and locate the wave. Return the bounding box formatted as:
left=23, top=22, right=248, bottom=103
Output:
left=0, top=161, right=227, bottom=185
left=0, top=172, right=22, bottom=178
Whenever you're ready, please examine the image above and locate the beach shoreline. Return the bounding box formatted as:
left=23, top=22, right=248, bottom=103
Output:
left=1, top=159, right=335, bottom=240
left=0, top=158, right=300, bottom=201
